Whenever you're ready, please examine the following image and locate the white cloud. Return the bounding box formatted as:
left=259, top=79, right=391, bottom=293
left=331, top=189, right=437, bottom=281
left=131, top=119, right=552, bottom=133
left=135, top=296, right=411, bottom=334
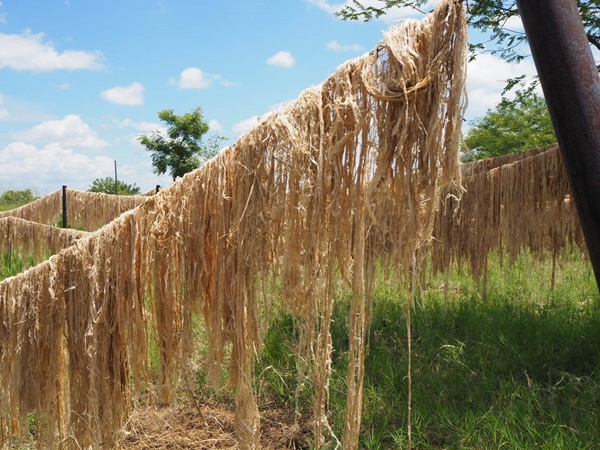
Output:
left=376, top=0, right=440, bottom=22
left=465, top=53, right=539, bottom=119
left=119, top=160, right=173, bottom=191
left=170, top=67, right=238, bottom=89
left=171, top=67, right=212, bottom=89
left=208, top=119, right=223, bottom=132
left=101, top=82, right=145, bottom=106
left=327, top=40, right=363, bottom=52
left=232, top=115, right=262, bottom=136
left=0, top=93, right=8, bottom=120
left=504, top=15, right=524, bottom=32
left=0, top=31, right=103, bottom=71
left=116, top=118, right=163, bottom=133
left=307, top=0, right=440, bottom=22
left=306, top=0, right=345, bottom=14
left=13, top=114, right=109, bottom=150
left=58, top=82, right=71, bottom=90
left=219, top=79, right=240, bottom=87
left=267, top=51, right=296, bottom=68
left=0, top=141, right=115, bottom=193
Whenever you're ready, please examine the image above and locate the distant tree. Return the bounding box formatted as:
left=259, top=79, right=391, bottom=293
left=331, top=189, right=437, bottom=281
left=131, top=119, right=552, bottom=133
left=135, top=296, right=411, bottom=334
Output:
left=462, top=92, right=556, bottom=162
left=138, top=108, right=218, bottom=180
left=88, top=177, right=141, bottom=195
left=0, top=188, right=39, bottom=211
left=205, top=133, right=229, bottom=156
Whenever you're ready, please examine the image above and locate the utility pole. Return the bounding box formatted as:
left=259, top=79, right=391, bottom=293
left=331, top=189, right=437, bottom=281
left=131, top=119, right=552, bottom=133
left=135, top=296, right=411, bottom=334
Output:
left=114, top=160, right=118, bottom=196
left=516, top=0, right=600, bottom=290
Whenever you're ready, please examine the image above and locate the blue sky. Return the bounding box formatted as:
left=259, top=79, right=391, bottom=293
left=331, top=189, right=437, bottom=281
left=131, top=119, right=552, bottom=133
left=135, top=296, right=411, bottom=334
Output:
left=0, top=0, right=544, bottom=195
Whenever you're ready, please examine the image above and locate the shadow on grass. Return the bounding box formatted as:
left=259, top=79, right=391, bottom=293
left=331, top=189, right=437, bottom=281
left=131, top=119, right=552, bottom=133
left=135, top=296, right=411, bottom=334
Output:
left=258, top=253, right=600, bottom=449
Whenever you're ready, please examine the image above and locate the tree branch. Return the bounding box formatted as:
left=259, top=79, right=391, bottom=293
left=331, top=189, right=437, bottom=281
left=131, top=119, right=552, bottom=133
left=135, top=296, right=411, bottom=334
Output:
left=587, top=33, right=600, bottom=52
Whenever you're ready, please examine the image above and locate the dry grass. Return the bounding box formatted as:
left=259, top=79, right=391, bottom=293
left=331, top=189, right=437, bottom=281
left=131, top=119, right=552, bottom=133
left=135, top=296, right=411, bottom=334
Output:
left=117, top=399, right=307, bottom=450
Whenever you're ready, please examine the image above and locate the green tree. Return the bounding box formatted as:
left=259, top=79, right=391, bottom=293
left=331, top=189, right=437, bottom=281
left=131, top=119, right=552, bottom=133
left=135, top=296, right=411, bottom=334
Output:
left=138, top=108, right=215, bottom=180
left=462, top=92, right=556, bottom=161
left=0, top=189, right=39, bottom=211
left=88, top=177, right=141, bottom=195
left=338, top=0, right=600, bottom=94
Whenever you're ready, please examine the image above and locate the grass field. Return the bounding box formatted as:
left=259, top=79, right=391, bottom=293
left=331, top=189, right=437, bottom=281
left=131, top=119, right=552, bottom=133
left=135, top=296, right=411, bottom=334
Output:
left=3, top=234, right=599, bottom=448
left=255, top=252, right=600, bottom=449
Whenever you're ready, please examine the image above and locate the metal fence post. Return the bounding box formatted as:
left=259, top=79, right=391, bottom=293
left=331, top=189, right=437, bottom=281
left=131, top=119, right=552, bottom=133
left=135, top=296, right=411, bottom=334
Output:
left=62, top=185, right=68, bottom=228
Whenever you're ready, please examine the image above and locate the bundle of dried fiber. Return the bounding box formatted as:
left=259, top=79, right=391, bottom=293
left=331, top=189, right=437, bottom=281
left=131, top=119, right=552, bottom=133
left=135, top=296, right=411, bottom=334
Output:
left=0, top=189, right=147, bottom=231
left=0, top=259, right=68, bottom=449
left=0, top=216, right=88, bottom=265
left=0, top=1, right=467, bottom=448
left=432, top=144, right=584, bottom=290
left=0, top=190, right=62, bottom=226
left=462, top=144, right=556, bottom=177
left=0, top=209, right=148, bottom=449
left=189, top=1, right=466, bottom=448
left=65, top=189, right=148, bottom=231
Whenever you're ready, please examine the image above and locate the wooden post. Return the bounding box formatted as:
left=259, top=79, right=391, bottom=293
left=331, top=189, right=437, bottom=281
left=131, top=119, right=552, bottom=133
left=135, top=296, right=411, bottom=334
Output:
left=155, top=185, right=161, bottom=195
left=62, top=185, right=68, bottom=228
left=516, top=0, right=600, bottom=290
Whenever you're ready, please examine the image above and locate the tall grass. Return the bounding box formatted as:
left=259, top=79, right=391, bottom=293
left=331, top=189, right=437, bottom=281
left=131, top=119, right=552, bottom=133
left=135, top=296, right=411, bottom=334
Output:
left=0, top=250, right=38, bottom=281
left=255, top=252, right=600, bottom=449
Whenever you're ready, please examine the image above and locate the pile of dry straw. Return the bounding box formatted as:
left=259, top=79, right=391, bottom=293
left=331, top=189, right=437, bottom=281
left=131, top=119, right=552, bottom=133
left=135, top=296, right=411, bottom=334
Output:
left=1, top=1, right=467, bottom=449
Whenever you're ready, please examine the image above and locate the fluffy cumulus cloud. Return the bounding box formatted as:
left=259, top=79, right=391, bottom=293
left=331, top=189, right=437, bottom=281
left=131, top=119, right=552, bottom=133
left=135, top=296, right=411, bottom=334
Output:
left=171, top=67, right=213, bottom=89
left=101, top=82, right=145, bottom=106
left=232, top=115, right=261, bottom=136
left=12, top=114, right=109, bottom=150
left=0, top=31, right=103, bottom=71
left=170, top=67, right=238, bottom=89
left=0, top=141, right=115, bottom=193
left=327, top=40, right=363, bottom=52
left=465, top=53, right=539, bottom=119
left=266, top=51, right=296, bottom=68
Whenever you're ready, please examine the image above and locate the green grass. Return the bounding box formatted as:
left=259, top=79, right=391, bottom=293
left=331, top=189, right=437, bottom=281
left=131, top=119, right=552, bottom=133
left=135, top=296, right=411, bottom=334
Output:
left=0, top=250, right=38, bottom=281
left=254, top=252, right=600, bottom=449
left=3, top=216, right=598, bottom=449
